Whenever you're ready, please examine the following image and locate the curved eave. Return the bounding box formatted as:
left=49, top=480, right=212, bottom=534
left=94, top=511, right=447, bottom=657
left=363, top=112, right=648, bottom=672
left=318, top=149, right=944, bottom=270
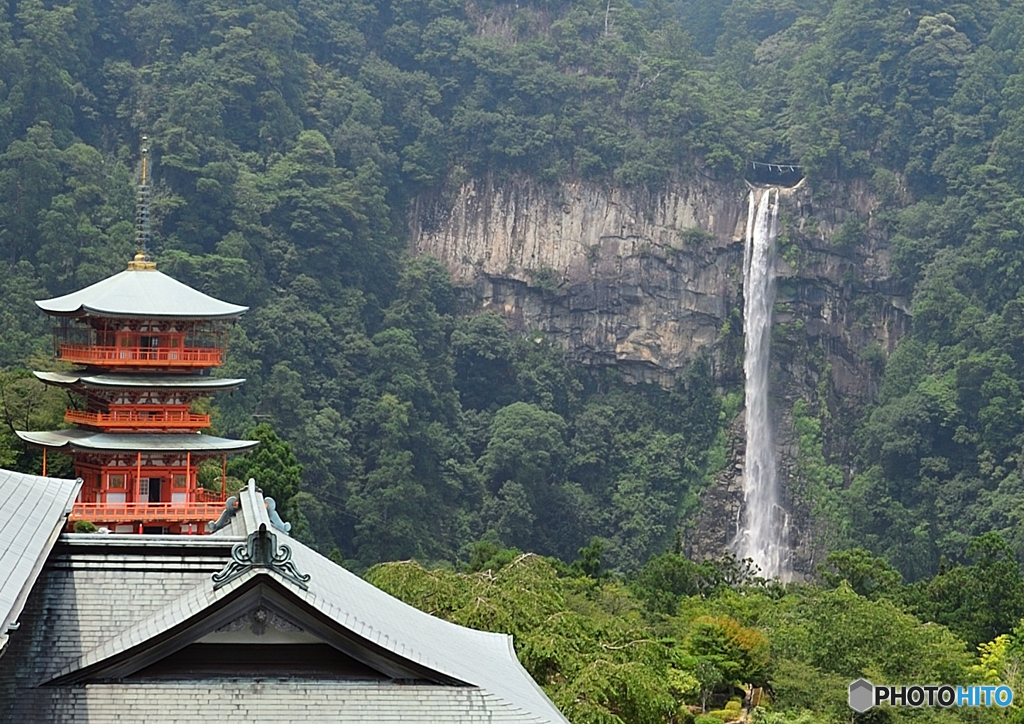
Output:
left=36, top=269, right=248, bottom=320
left=39, top=307, right=247, bottom=320
left=33, top=371, right=246, bottom=391
left=15, top=429, right=258, bottom=454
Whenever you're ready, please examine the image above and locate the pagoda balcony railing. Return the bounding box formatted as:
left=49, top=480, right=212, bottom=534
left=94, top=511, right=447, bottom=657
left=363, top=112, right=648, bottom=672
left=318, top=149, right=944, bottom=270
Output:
left=65, top=409, right=211, bottom=429
left=70, top=501, right=225, bottom=524
left=57, top=343, right=223, bottom=367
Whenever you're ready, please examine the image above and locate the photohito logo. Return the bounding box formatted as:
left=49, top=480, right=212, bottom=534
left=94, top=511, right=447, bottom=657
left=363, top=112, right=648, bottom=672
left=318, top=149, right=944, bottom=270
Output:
left=848, top=678, right=1013, bottom=712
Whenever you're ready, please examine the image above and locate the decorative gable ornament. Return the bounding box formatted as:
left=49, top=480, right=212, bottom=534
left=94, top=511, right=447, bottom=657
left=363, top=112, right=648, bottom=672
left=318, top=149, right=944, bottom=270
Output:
left=215, top=607, right=304, bottom=636
left=212, top=523, right=310, bottom=590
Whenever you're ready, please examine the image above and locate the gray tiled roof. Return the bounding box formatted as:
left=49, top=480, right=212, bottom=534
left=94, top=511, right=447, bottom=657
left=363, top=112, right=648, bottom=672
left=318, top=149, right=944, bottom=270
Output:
left=0, top=469, right=81, bottom=654
left=34, top=371, right=246, bottom=391
left=222, top=482, right=568, bottom=722
left=0, top=481, right=571, bottom=723
left=15, top=429, right=259, bottom=454
left=36, top=268, right=248, bottom=319
left=3, top=536, right=234, bottom=684
left=13, top=680, right=551, bottom=722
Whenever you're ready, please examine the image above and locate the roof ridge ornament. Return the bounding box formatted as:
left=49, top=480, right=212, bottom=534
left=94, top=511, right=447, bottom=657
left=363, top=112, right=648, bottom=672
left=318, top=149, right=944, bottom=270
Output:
left=212, top=523, right=310, bottom=590
left=265, top=496, right=291, bottom=533
left=206, top=495, right=240, bottom=533
left=128, top=137, right=157, bottom=271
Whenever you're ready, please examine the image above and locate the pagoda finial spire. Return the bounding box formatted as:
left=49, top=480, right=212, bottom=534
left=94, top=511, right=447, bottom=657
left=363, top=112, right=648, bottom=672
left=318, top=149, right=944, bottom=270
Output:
left=129, top=136, right=157, bottom=271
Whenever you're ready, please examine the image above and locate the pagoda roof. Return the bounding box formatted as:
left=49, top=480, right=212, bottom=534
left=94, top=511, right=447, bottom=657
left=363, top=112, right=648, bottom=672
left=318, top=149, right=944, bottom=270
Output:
left=36, top=269, right=248, bottom=320
left=0, top=469, right=81, bottom=655
left=15, top=429, right=257, bottom=454
left=34, top=371, right=246, bottom=391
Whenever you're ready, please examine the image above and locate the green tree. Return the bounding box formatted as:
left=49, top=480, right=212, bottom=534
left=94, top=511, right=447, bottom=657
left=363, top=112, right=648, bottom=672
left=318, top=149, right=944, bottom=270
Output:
left=631, top=552, right=705, bottom=614
left=907, top=533, right=1024, bottom=647
left=227, top=422, right=303, bottom=515
left=481, top=401, right=567, bottom=492
left=818, top=548, right=903, bottom=600
left=366, top=553, right=678, bottom=724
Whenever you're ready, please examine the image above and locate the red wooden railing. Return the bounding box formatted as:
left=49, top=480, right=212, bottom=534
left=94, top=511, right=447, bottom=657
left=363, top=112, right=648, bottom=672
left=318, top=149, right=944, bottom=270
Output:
left=57, top=344, right=223, bottom=367
left=64, top=409, right=211, bottom=429
left=194, top=488, right=224, bottom=503
left=70, top=501, right=225, bottom=523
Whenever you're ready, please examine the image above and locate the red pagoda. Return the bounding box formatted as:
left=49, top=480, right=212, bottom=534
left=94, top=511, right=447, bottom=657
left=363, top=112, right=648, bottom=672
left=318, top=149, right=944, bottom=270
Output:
left=16, top=145, right=256, bottom=534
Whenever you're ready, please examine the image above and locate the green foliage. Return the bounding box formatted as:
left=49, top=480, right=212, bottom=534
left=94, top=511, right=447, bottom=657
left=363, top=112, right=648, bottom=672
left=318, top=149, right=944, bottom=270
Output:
left=366, top=554, right=678, bottom=723
left=790, top=399, right=845, bottom=545
left=0, top=367, right=71, bottom=475
left=818, top=548, right=903, bottom=600
left=481, top=401, right=567, bottom=492
left=905, top=532, right=1024, bottom=647
left=462, top=540, right=523, bottom=573
left=631, top=552, right=705, bottom=613
left=227, top=422, right=303, bottom=514
left=764, top=582, right=974, bottom=723
left=686, top=615, right=770, bottom=688
left=363, top=546, right=996, bottom=723
left=451, top=312, right=516, bottom=411
left=3, top=0, right=1024, bottom=687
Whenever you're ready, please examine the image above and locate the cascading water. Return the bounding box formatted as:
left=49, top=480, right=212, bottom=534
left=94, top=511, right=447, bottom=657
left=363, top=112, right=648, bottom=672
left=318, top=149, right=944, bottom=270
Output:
left=733, top=187, right=790, bottom=580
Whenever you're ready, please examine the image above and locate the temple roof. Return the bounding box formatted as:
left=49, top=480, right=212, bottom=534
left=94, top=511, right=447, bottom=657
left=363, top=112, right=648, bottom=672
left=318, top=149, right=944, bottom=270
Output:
left=36, top=269, right=248, bottom=320
left=0, top=480, right=569, bottom=723
left=15, top=429, right=257, bottom=454
left=34, top=371, right=246, bottom=391
left=204, top=483, right=568, bottom=721
left=0, top=470, right=81, bottom=655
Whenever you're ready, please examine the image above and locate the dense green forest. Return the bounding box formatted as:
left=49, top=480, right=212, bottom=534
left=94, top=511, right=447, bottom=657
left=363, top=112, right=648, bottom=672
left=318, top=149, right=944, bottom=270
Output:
left=6, top=0, right=1024, bottom=718
left=367, top=543, right=1024, bottom=723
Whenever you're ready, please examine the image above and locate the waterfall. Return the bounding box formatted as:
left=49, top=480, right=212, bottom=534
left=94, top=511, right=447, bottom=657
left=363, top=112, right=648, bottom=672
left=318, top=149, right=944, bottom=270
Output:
left=734, top=187, right=790, bottom=580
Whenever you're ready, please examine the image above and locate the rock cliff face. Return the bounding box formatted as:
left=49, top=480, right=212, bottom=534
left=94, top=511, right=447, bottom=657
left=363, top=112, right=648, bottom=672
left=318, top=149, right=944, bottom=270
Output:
left=411, top=177, right=748, bottom=381
left=410, top=174, right=911, bottom=575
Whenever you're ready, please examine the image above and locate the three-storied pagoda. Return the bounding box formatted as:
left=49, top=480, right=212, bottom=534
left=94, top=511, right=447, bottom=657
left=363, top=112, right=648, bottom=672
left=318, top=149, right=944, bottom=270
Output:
left=16, top=144, right=257, bottom=534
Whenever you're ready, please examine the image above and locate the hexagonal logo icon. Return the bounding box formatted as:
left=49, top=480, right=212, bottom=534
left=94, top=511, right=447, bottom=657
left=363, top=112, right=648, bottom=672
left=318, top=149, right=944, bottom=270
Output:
left=849, top=678, right=874, bottom=713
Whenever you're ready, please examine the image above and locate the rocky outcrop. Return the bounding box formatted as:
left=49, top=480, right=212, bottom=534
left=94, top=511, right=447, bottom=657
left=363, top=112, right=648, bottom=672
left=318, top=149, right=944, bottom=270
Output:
left=410, top=174, right=911, bottom=575
left=411, top=176, right=748, bottom=383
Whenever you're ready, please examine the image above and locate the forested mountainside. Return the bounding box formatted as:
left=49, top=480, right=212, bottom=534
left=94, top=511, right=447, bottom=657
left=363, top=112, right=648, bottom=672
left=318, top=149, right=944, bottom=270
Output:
left=3, top=0, right=1024, bottom=581
left=7, top=0, right=1024, bottom=718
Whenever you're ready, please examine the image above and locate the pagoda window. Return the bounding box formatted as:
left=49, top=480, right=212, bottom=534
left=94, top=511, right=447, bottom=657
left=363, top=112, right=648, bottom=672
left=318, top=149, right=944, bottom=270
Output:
left=173, top=474, right=187, bottom=488
left=105, top=475, right=126, bottom=504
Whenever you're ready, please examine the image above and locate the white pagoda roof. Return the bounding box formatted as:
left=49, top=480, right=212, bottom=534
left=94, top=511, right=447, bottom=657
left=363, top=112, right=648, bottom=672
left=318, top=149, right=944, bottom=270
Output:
left=34, top=371, right=246, bottom=391
left=15, top=429, right=257, bottom=454
left=36, top=269, right=248, bottom=320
